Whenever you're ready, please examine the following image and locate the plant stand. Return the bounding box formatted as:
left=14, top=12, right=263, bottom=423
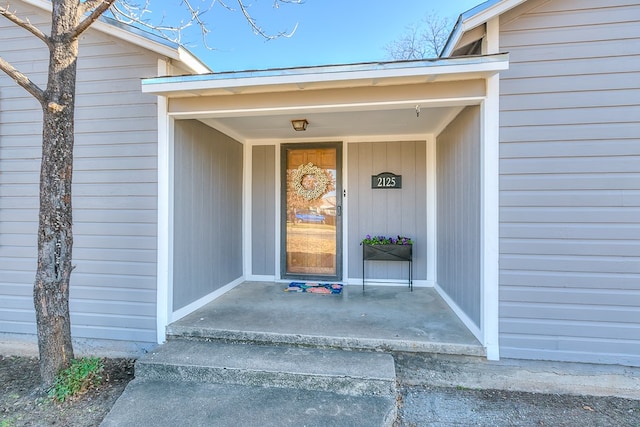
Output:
left=362, top=244, right=412, bottom=292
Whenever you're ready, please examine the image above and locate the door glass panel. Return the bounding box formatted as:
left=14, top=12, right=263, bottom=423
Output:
left=284, top=146, right=338, bottom=277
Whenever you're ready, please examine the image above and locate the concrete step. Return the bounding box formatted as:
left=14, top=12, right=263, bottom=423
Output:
left=101, top=379, right=397, bottom=427
left=135, top=339, right=397, bottom=397
left=166, top=323, right=486, bottom=357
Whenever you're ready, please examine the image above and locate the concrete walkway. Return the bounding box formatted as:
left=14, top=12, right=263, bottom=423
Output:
left=101, top=345, right=640, bottom=426
left=103, top=282, right=473, bottom=426
left=101, top=340, right=398, bottom=426
left=101, top=282, right=639, bottom=426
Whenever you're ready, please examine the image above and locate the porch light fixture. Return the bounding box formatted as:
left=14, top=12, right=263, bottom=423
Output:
left=291, top=119, right=308, bottom=131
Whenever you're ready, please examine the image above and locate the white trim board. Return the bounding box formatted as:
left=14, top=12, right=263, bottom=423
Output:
left=155, top=59, right=172, bottom=345
left=479, top=16, right=502, bottom=361
left=171, top=277, right=245, bottom=323
left=435, top=284, right=483, bottom=344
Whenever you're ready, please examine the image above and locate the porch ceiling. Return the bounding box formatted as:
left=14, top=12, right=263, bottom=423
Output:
left=144, top=54, right=509, bottom=142
left=198, top=105, right=462, bottom=140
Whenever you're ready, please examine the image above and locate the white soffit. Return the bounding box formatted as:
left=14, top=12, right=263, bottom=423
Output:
left=141, top=54, right=509, bottom=98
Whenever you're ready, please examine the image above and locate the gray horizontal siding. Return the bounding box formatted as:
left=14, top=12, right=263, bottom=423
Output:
left=498, top=0, right=640, bottom=365
left=502, top=305, right=639, bottom=324
left=501, top=239, right=640, bottom=257
left=502, top=123, right=636, bottom=142
left=501, top=173, right=640, bottom=191
left=501, top=190, right=640, bottom=207
left=498, top=338, right=640, bottom=367
left=0, top=3, right=163, bottom=343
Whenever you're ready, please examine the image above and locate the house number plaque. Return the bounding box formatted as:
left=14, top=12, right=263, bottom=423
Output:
left=371, top=172, right=402, bottom=189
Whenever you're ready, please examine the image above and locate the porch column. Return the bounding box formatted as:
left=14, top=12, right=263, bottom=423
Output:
left=482, top=17, right=501, bottom=360
left=156, top=59, right=174, bottom=344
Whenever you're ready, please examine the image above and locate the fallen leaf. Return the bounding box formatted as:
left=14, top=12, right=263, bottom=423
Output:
left=583, top=405, right=594, bottom=412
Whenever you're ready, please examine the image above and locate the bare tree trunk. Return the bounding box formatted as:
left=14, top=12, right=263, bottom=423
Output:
left=34, top=103, right=76, bottom=387
left=1, top=0, right=286, bottom=388
left=33, top=1, right=80, bottom=387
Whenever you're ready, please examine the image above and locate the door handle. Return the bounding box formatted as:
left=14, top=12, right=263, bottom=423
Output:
left=337, top=206, right=342, bottom=216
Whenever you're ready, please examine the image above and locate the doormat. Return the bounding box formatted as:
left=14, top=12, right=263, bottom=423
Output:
left=285, top=282, right=343, bottom=295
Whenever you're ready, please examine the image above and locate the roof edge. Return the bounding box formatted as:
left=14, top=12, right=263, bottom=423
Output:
left=141, top=53, right=510, bottom=96
left=441, top=0, right=528, bottom=57
left=16, top=0, right=211, bottom=74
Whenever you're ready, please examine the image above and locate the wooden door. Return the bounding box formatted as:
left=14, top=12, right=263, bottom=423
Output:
left=281, top=143, right=342, bottom=280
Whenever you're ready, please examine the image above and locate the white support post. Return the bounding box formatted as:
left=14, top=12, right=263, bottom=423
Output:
left=274, top=143, right=282, bottom=280
left=155, top=59, right=174, bottom=344
left=243, top=142, right=252, bottom=279
left=482, top=17, right=501, bottom=360
left=426, top=134, right=437, bottom=286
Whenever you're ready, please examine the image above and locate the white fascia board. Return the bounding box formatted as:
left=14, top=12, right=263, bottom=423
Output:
left=91, top=20, right=178, bottom=57
left=90, top=21, right=210, bottom=74
left=442, top=0, right=528, bottom=57
left=141, top=54, right=509, bottom=96
left=17, top=0, right=211, bottom=74
left=15, top=0, right=52, bottom=11
left=177, top=47, right=211, bottom=75
left=441, top=19, right=465, bottom=58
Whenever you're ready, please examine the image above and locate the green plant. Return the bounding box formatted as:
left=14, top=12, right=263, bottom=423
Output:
left=48, top=357, right=104, bottom=402
left=361, top=235, right=413, bottom=245
left=1, top=417, right=16, bottom=427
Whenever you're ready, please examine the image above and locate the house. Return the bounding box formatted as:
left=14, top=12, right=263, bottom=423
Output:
left=1, top=0, right=638, bottom=367
left=0, top=0, right=210, bottom=354
left=441, top=0, right=640, bottom=366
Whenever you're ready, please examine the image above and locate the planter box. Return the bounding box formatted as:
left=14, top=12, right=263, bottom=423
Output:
left=363, top=244, right=412, bottom=262
left=362, top=244, right=413, bottom=291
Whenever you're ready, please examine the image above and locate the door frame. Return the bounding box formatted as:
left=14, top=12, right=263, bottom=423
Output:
left=280, top=142, right=343, bottom=282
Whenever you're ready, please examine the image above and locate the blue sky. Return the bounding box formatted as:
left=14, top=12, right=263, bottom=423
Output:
left=170, top=0, right=483, bottom=71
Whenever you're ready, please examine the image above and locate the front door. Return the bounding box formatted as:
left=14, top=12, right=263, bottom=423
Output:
left=281, top=143, right=342, bottom=281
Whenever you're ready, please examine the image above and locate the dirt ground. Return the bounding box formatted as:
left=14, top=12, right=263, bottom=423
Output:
left=1, top=354, right=639, bottom=426
left=0, top=355, right=134, bottom=427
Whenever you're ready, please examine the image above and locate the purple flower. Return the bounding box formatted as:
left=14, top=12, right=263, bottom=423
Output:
left=361, top=234, right=413, bottom=245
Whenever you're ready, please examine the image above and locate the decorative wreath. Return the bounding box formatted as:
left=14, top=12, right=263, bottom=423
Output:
left=293, top=162, right=330, bottom=201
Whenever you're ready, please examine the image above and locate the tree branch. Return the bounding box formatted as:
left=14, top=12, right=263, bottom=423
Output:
left=0, top=56, right=45, bottom=103
left=236, top=0, right=299, bottom=40
left=109, top=1, right=190, bottom=44
left=0, top=3, right=51, bottom=46
left=385, top=11, right=450, bottom=60
left=73, top=0, right=117, bottom=38
left=182, top=0, right=213, bottom=48
left=106, top=0, right=301, bottom=49
left=272, top=0, right=304, bottom=6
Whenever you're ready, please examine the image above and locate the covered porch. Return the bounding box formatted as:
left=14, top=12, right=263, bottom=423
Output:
left=167, top=281, right=484, bottom=356
left=143, top=54, right=509, bottom=360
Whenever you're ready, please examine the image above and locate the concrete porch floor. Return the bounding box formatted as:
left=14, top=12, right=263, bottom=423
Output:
left=167, top=282, right=485, bottom=357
